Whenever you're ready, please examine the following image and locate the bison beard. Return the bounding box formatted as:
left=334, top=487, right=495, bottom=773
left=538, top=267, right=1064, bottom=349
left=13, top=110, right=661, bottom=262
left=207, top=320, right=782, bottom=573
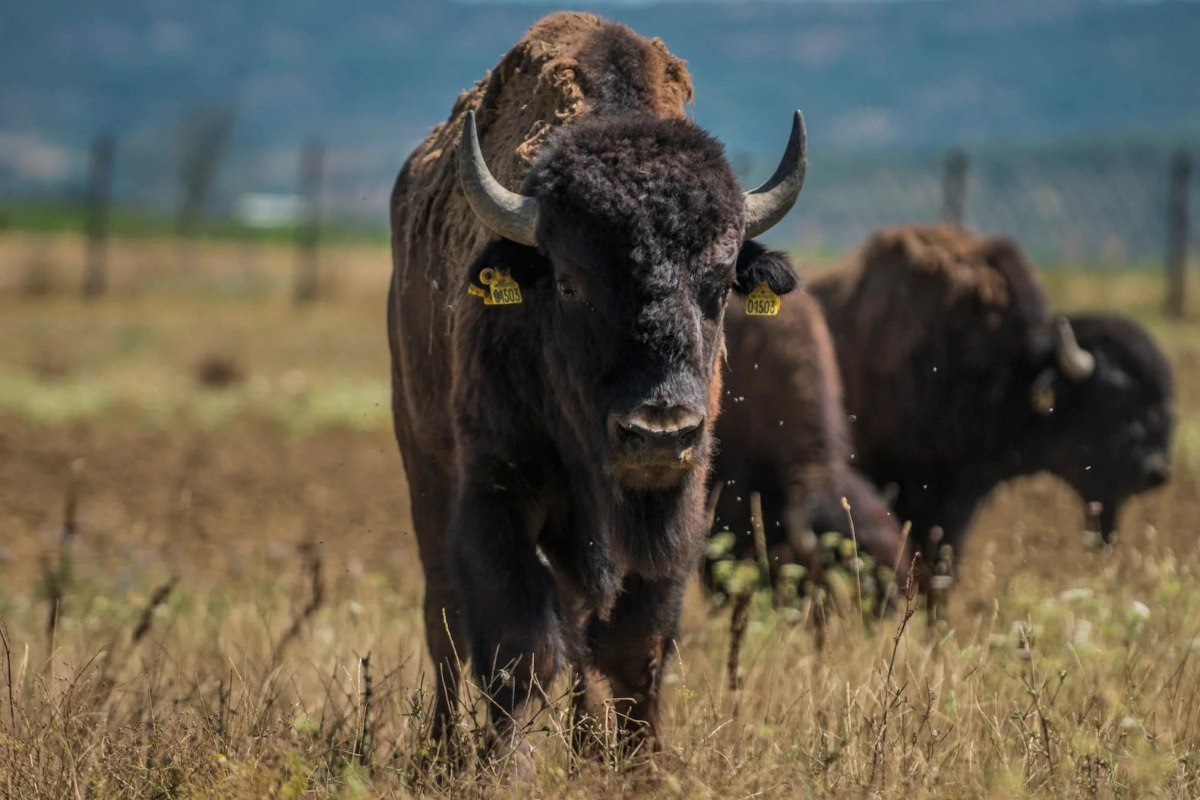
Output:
left=809, top=224, right=1175, bottom=564
left=387, top=12, right=805, bottom=765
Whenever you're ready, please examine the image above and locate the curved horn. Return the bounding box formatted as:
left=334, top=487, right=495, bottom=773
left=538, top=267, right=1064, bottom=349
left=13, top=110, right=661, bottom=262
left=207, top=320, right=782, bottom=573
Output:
left=743, top=110, right=808, bottom=240
left=1055, top=316, right=1095, bottom=382
left=458, top=110, right=539, bottom=246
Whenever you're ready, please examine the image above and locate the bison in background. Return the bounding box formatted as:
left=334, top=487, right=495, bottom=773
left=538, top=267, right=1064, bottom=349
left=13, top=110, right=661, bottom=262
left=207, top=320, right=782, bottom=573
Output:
left=809, top=224, right=1174, bottom=565
left=710, top=292, right=920, bottom=599
left=387, top=12, right=807, bottom=764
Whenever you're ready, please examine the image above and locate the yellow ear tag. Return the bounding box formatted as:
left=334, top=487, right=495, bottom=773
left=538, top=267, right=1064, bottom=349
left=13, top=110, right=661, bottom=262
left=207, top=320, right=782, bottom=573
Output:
left=745, top=282, right=780, bottom=316
left=478, top=267, right=522, bottom=306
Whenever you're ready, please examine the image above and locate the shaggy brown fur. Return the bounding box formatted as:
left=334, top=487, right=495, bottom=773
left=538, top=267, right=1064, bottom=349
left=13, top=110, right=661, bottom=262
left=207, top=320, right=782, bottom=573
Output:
left=712, top=292, right=917, bottom=591
left=810, top=224, right=1174, bottom=561
left=813, top=224, right=1052, bottom=467
left=392, top=12, right=692, bottom=293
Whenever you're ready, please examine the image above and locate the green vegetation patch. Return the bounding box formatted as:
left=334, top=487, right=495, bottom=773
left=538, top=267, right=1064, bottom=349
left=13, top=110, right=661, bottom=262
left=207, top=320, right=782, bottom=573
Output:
left=0, top=198, right=388, bottom=244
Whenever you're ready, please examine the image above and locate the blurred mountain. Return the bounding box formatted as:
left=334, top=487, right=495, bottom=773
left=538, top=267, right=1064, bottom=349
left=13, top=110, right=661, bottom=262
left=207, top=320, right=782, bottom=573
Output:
left=2, top=0, right=1198, bottom=243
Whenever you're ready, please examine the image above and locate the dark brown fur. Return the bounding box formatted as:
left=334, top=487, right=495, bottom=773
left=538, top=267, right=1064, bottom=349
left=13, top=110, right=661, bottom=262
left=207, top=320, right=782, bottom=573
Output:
left=810, top=224, right=1175, bottom=560
left=712, top=292, right=917, bottom=590
left=387, top=13, right=799, bottom=760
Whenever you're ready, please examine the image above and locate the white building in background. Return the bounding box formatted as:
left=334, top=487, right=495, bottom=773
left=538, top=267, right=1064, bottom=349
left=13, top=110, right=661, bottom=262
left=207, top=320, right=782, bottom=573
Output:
left=234, top=192, right=302, bottom=228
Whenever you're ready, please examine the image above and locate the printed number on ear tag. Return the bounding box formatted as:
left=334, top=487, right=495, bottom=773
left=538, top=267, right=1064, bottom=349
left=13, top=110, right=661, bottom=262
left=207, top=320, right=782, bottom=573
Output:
left=745, top=282, right=780, bottom=316
left=477, top=267, right=522, bottom=306
left=471, top=267, right=523, bottom=305
left=489, top=272, right=522, bottom=305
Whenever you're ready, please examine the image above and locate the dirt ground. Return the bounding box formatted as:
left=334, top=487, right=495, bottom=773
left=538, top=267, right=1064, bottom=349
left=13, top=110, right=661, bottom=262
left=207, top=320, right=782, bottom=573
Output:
left=1, top=420, right=416, bottom=592
left=4, top=412, right=1197, bottom=634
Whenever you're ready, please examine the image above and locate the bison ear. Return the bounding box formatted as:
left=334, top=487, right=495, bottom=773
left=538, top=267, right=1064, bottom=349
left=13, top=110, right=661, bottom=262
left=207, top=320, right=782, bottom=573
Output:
left=464, top=238, right=548, bottom=293
left=733, top=240, right=800, bottom=296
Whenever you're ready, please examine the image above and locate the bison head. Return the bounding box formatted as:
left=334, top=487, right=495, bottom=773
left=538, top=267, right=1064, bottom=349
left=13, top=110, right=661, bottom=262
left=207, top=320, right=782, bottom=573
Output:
left=1029, top=314, right=1175, bottom=543
left=459, top=111, right=804, bottom=492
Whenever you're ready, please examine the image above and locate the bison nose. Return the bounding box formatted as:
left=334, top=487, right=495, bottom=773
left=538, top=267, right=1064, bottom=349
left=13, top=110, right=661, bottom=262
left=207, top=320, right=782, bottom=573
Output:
left=1143, top=453, right=1170, bottom=488
left=610, top=406, right=704, bottom=453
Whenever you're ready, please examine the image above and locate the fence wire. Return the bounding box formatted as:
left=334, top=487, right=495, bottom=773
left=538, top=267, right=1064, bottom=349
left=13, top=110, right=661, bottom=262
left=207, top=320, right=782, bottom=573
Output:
left=1, top=128, right=1195, bottom=309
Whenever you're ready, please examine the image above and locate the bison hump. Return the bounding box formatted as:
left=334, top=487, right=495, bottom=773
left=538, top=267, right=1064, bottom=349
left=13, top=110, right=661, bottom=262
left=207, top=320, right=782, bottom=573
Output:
left=393, top=12, right=695, bottom=290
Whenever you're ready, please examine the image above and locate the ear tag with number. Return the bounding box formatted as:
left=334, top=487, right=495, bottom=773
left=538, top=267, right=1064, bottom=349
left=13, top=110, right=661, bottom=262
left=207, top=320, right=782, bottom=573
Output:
left=477, top=267, right=522, bottom=306
left=745, top=282, right=780, bottom=316
left=488, top=271, right=522, bottom=306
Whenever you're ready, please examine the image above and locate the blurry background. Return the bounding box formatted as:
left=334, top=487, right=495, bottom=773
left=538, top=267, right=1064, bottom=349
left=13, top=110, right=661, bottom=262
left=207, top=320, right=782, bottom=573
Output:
left=2, top=5, right=1200, bottom=794
left=2, top=0, right=1198, bottom=269
left=2, top=0, right=1196, bottom=526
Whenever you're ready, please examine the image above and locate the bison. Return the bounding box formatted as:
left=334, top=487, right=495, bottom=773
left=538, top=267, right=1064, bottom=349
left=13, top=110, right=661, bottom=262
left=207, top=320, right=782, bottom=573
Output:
left=387, top=13, right=808, bottom=761
left=809, top=224, right=1175, bottom=564
left=710, top=291, right=918, bottom=598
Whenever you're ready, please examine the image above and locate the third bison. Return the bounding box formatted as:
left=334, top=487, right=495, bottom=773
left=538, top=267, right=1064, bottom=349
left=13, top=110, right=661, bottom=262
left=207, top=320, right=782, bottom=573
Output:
left=810, top=224, right=1174, bottom=561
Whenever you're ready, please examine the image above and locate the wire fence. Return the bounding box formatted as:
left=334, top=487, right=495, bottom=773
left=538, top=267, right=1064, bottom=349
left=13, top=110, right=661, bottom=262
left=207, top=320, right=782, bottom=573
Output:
left=779, top=145, right=1198, bottom=270
left=1, top=124, right=1195, bottom=313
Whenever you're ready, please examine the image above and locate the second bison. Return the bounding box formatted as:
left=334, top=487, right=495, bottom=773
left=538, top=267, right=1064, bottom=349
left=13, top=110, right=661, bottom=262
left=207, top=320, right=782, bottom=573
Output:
left=810, top=224, right=1175, bottom=561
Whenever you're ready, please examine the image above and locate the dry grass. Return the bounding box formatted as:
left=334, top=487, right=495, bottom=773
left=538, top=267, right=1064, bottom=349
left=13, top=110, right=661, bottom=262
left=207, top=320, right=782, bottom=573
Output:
left=2, top=233, right=1200, bottom=797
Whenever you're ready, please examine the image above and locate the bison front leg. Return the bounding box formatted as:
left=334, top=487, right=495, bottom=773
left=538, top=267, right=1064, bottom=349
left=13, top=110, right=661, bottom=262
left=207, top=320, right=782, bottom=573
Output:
left=401, top=465, right=465, bottom=749
left=590, top=573, right=687, bottom=757
left=552, top=587, right=609, bottom=758
left=448, top=482, right=560, bottom=770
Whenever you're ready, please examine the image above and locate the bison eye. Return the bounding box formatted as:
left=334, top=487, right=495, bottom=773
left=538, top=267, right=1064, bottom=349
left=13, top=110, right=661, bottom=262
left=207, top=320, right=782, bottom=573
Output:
left=701, top=282, right=731, bottom=318
left=556, top=277, right=579, bottom=299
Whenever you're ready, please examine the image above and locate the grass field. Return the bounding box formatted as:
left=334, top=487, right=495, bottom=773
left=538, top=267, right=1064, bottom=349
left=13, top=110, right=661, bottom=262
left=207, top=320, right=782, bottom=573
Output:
left=2, top=233, right=1200, bottom=797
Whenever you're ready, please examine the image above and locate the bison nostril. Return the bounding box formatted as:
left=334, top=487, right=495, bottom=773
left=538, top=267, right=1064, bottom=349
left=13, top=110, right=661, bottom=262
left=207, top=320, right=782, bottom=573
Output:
left=613, top=408, right=704, bottom=447
left=621, top=420, right=700, bottom=442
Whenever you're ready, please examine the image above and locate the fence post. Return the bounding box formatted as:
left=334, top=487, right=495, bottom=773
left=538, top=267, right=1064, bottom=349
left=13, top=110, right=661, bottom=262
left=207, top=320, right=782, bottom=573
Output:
left=294, top=138, right=324, bottom=305
left=1165, top=150, right=1191, bottom=319
left=176, top=105, right=233, bottom=275
left=82, top=134, right=115, bottom=298
left=942, top=148, right=969, bottom=228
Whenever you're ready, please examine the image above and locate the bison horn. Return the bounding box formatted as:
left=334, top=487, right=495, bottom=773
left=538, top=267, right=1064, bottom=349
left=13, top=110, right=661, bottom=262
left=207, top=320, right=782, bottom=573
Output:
left=458, top=110, right=540, bottom=247
left=1055, top=316, right=1095, bottom=382
left=743, top=110, right=808, bottom=240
